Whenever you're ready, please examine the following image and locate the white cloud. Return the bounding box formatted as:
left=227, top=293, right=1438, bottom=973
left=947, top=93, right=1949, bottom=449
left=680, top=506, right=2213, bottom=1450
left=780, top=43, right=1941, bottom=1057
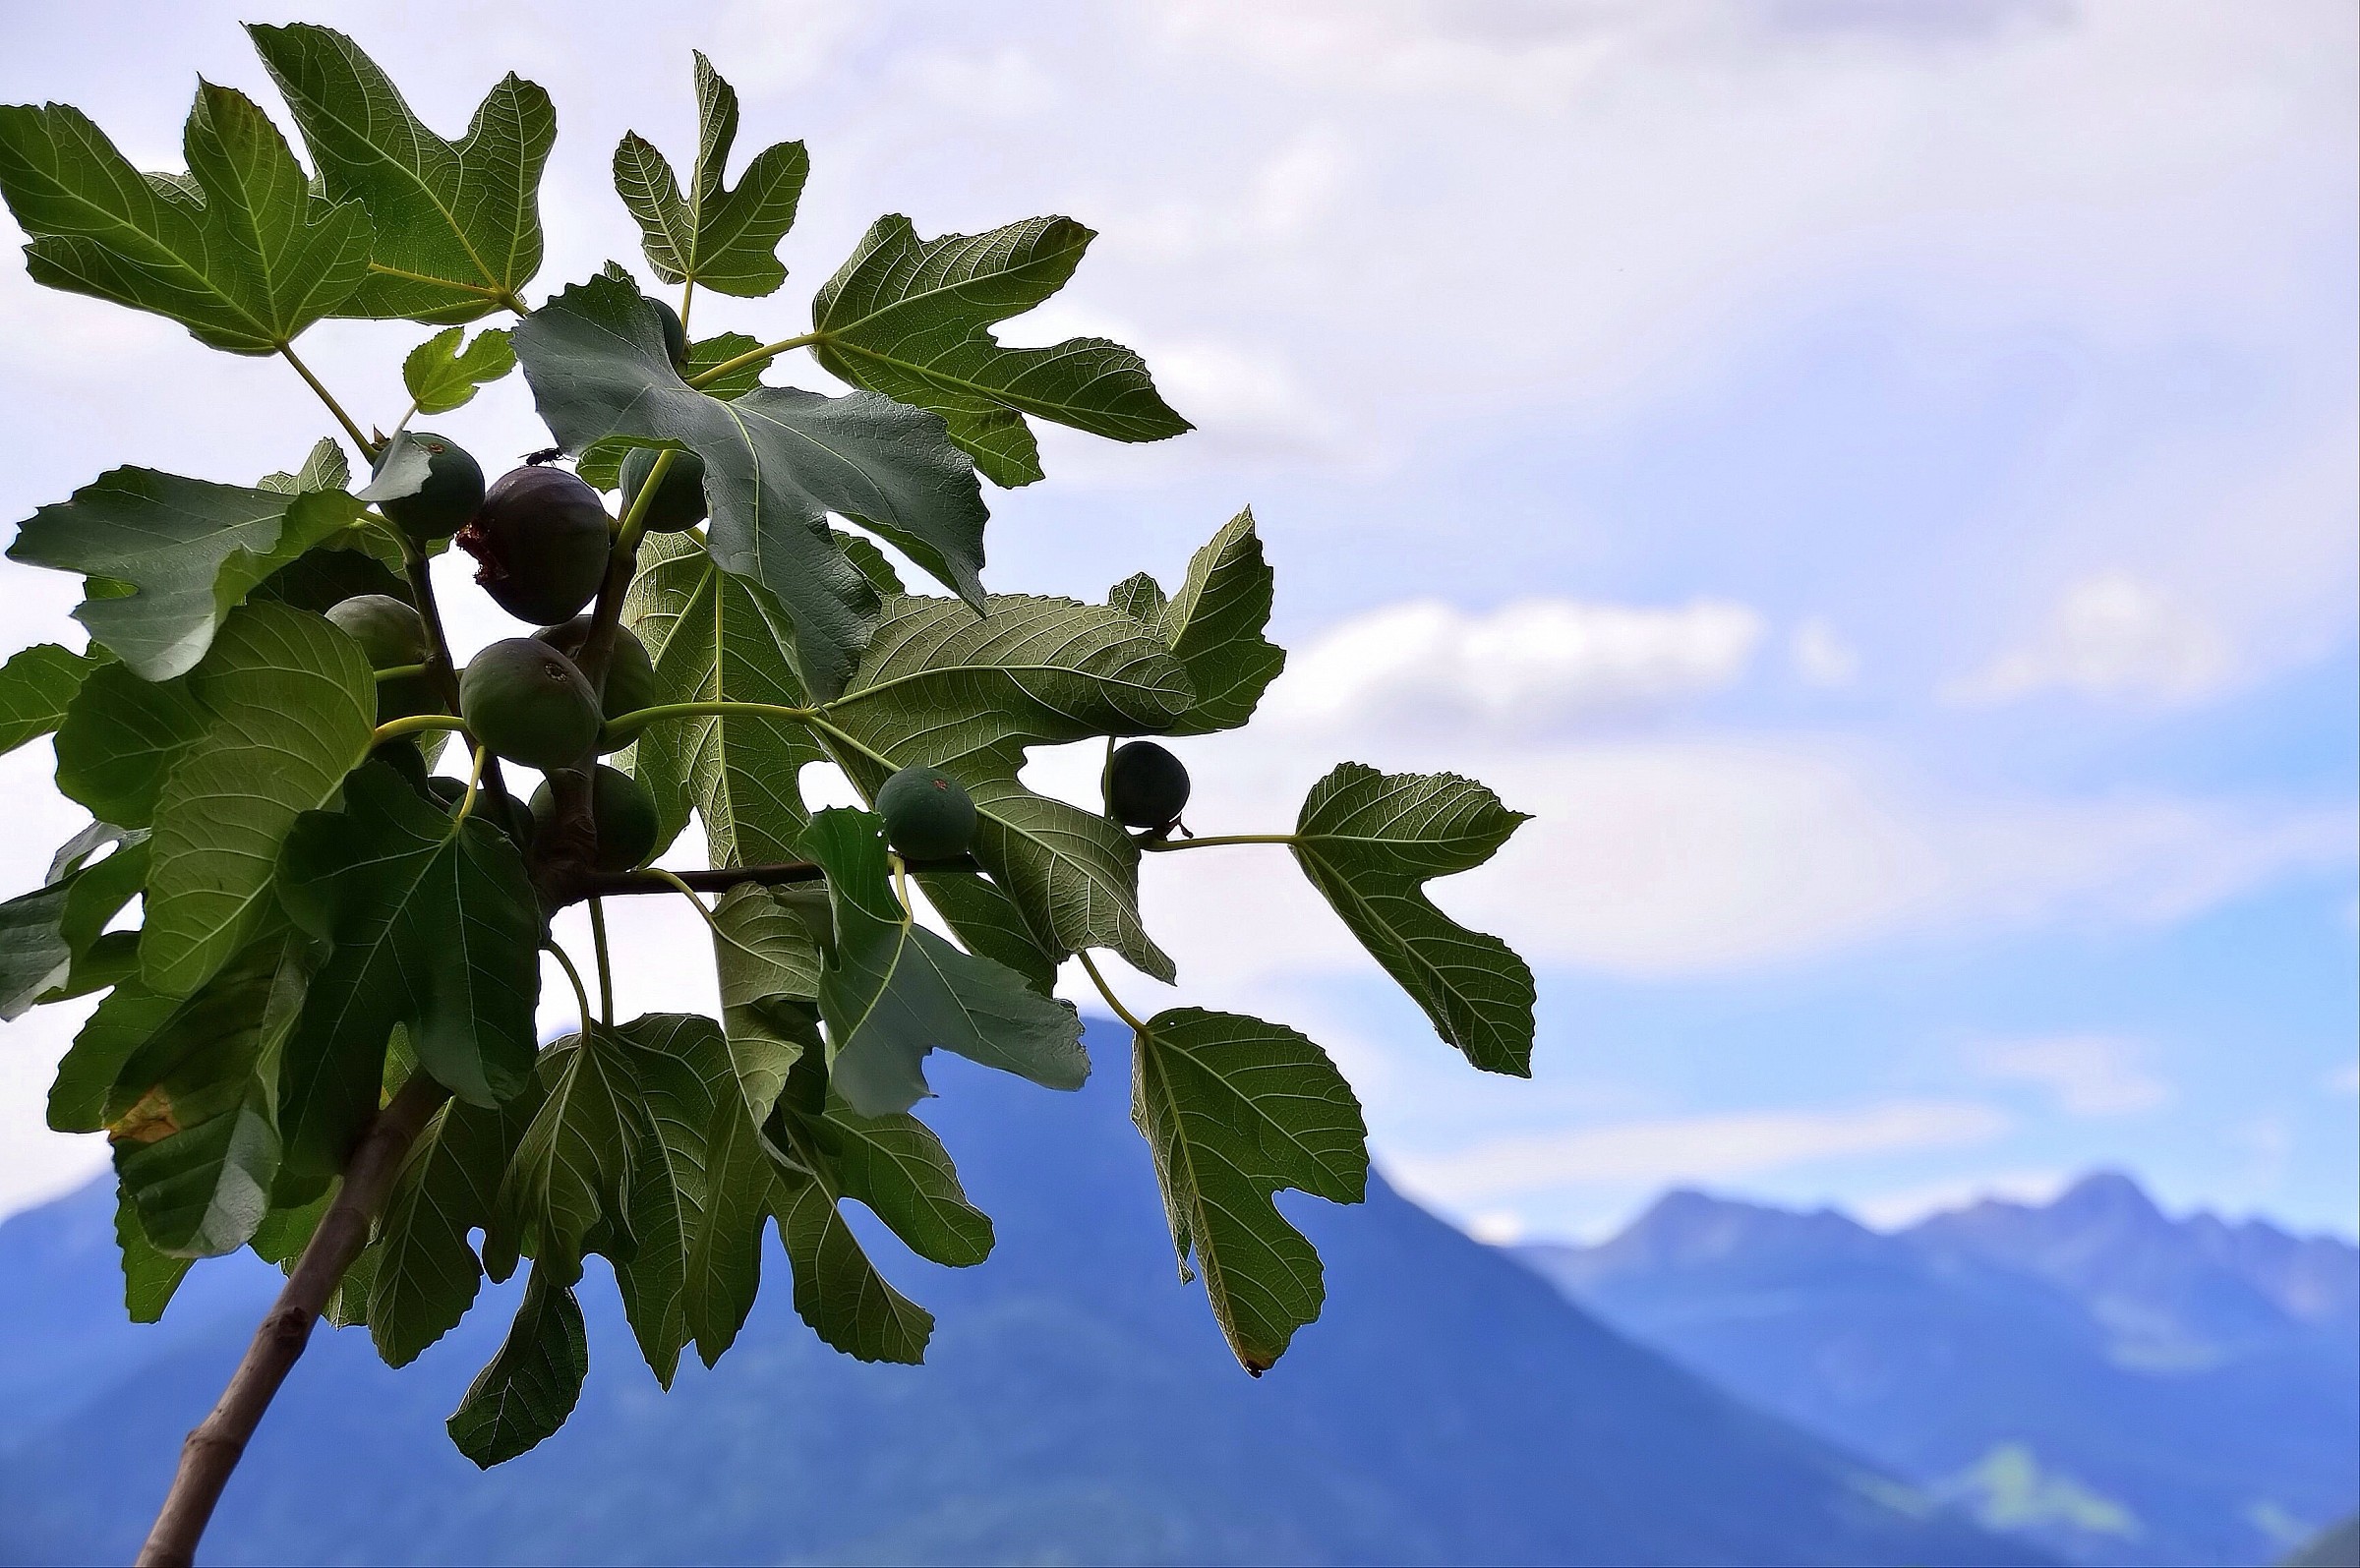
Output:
left=2327, top=1061, right=2360, bottom=1096
left=1954, top=573, right=2233, bottom=704
left=1264, top=597, right=1763, bottom=733
left=1389, top=1097, right=2011, bottom=1205
left=1791, top=616, right=1860, bottom=687
left=1970, top=1032, right=2170, bottom=1117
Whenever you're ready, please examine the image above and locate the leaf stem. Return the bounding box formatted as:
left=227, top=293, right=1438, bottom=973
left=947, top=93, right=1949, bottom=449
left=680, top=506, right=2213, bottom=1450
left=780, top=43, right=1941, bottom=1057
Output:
left=686, top=331, right=823, bottom=388
left=678, top=279, right=695, bottom=336
left=602, top=698, right=820, bottom=747
left=546, top=941, right=596, bottom=1035
left=373, top=662, right=431, bottom=683
left=643, top=867, right=730, bottom=941
left=373, top=714, right=468, bottom=744
left=454, top=744, right=489, bottom=821
left=275, top=342, right=377, bottom=459
left=1141, top=834, right=1298, bottom=851
left=586, top=898, right=616, bottom=1026
left=1075, top=949, right=1150, bottom=1034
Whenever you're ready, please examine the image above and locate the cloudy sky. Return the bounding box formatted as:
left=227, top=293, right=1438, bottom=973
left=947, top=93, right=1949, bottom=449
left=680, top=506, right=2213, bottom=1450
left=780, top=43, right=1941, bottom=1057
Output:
left=0, top=0, right=2352, bottom=1244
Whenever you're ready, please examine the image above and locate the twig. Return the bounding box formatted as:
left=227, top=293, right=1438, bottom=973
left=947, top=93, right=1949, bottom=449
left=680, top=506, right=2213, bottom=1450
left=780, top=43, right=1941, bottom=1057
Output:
left=135, top=1074, right=451, bottom=1567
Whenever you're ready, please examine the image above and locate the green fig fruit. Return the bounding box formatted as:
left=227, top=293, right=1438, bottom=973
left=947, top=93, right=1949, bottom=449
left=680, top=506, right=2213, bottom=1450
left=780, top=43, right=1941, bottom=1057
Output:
left=458, top=637, right=603, bottom=771
left=653, top=298, right=689, bottom=372
left=370, top=432, right=483, bottom=542
left=876, top=765, right=978, bottom=861
left=530, top=763, right=660, bottom=872
left=619, top=445, right=709, bottom=533
left=534, top=616, right=661, bottom=721
left=1106, top=740, right=1190, bottom=831
left=327, top=594, right=442, bottom=724
left=458, top=466, right=612, bottom=625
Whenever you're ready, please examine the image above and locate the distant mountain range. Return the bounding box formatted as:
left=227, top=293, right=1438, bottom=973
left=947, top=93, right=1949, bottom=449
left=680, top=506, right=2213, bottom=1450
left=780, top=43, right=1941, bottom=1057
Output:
left=0, top=1023, right=2033, bottom=1568
left=1519, top=1172, right=2359, bottom=1568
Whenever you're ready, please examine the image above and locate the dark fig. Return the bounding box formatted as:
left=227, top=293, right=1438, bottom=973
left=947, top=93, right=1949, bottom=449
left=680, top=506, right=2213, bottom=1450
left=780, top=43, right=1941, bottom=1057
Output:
left=653, top=298, right=689, bottom=372
left=370, top=432, right=483, bottom=542
left=458, top=638, right=603, bottom=771
left=531, top=764, right=660, bottom=872
left=1106, top=740, right=1190, bottom=832
left=875, top=765, right=977, bottom=861
left=535, top=616, right=661, bottom=721
left=619, top=445, right=709, bottom=533
left=457, top=466, right=612, bottom=625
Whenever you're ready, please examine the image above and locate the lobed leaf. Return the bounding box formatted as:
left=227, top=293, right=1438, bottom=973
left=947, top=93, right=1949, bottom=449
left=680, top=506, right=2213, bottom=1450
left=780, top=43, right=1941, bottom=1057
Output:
left=0, top=820, right=138, bottom=1022
left=51, top=664, right=209, bottom=829
left=367, top=1089, right=539, bottom=1368
left=257, top=437, right=351, bottom=495
left=1113, top=508, right=1285, bottom=735
left=446, top=1264, right=587, bottom=1468
left=140, top=604, right=377, bottom=998
left=105, top=935, right=306, bottom=1257
left=820, top=591, right=1193, bottom=980
left=0, top=84, right=372, bottom=352
left=1291, top=765, right=1536, bottom=1075
left=249, top=24, right=553, bottom=322
left=796, top=808, right=1087, bottom=1118
left=766, top=1113, right=934, bottom=1365
left=489, top=1023, right=641, bottom=1285
left=115, top=1191, right=192, bottom=1324
left=623, top=532, right=826, bottom=864
left=614, top=53, right=808, bottom=298
left=274, top=763, right=542, bottom=1194
left=11, top=468, right=368, bottom=680
left=512, top=272, right=988, bottom=699
left=402, top=324, right=515, bottom=414
left=0, top=643, right=105, bottom=757
left=811, top=215, right=1190, bottom=487
left=709, top=882, right=823, bottom=1122
left=1129, top=1007, right=1369, bottom=1372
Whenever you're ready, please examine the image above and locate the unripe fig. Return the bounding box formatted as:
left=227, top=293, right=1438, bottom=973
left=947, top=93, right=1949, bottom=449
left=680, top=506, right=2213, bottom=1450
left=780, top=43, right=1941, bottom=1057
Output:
left=458, top=638, right=602, bottom=771
left=535, top=616, right=661, bottom=721
left=653, top=298, right=689, bottom=372
left=1106, top=740, right=1190, bottom=832
left=530, top=763, right=660, bottom=872
left=327, top=594, right=442, bottom=724
left=370, top=432, right=483, bottom=542
left=457, top=466, right=612, bottom=625
left=428, top=773, right=535, bottom=848
left=876, top=765, right=977, bottom=860
left=619, top=445, right=709, bottom=533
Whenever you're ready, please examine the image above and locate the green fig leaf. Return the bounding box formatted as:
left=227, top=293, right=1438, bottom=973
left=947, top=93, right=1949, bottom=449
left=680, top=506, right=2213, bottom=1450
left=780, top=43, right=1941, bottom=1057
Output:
left=403, top=324, right=515, bottom=415
left=1129, top=1007, right=1369, bottom=1373
left=795, top=807, right=1086, bottom=1118
left=1291, top=765, right=1536, bottom=1075
left=10, top=469, right=368, bottom=680
left=1115, top=508, right=1284, bottom=735
left=0, top=643, right=106, bottom=757
left=446, top=1264, right=586, bottom=1469
left=512, top=272, right=990, bottom=699
left=273, top=762, right=543, bottom=1194
left=249, top=23, right=553, bottom=322
left=116, top=1191, right=193, bottom=1324
left=367, top=1088, right=540, bottom=1369
left=488, top=1022, right=642, bottom=1286
left=811, top=215, right=1190, bottom=487
left=614, top=52, right=808, bottom=299
left=0, top=83, right=372, bottom=352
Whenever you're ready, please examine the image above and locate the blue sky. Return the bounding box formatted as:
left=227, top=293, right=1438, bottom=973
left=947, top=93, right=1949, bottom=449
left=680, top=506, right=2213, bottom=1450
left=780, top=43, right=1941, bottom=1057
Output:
left=0, top=0, right=2350, bottom=1242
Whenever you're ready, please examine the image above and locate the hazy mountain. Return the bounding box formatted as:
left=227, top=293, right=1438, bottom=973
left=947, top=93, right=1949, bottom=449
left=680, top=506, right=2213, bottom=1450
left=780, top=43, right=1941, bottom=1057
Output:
left=1521, top=1175, right=2359, bottom=1567
left=0, top=1026, right=2035, bottom=1568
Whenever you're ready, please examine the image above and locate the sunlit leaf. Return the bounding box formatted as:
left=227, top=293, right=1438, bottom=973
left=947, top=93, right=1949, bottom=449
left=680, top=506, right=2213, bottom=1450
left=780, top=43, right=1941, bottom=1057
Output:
left=811, top=215, right=1189, bottom=487
left=249, top=23, right=553, bottom=322
left=0, top=83, right=372, bottom=352
left=1111, top=508, right=1284, bottom=735
left=614, top=53, right=807, bottom=298
left=1291, top=764, right=1535, bottom=1075
left=403, top=324, right=515, bottom=414
left=1130, top=1007, right=1368, bottom=1373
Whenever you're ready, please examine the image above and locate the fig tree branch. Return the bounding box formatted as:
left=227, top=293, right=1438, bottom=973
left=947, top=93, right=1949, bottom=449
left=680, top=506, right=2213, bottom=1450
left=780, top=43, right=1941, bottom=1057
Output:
left=562, top=856, right=978, bottom=902
left=135, top=1074, right=452, bottom=1568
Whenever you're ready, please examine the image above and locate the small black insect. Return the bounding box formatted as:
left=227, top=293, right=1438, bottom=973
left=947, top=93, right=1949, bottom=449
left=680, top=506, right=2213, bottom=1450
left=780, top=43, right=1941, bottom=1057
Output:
left=522, top=445, right=566, bottom=466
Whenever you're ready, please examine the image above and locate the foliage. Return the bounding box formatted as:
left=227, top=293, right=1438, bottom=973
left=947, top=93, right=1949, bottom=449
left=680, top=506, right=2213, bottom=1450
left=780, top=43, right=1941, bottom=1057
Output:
left=0, top=22, right=1536, bottom=1484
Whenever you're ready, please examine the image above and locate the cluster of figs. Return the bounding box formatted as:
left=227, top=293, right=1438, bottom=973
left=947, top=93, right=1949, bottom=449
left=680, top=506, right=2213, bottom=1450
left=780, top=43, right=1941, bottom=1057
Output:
left=330, top=424, right=1193, bottom=875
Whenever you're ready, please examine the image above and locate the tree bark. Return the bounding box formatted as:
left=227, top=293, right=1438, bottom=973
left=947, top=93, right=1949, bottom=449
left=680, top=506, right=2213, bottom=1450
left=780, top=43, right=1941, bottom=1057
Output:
left=135, top=1074, right=452, bottom=1567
